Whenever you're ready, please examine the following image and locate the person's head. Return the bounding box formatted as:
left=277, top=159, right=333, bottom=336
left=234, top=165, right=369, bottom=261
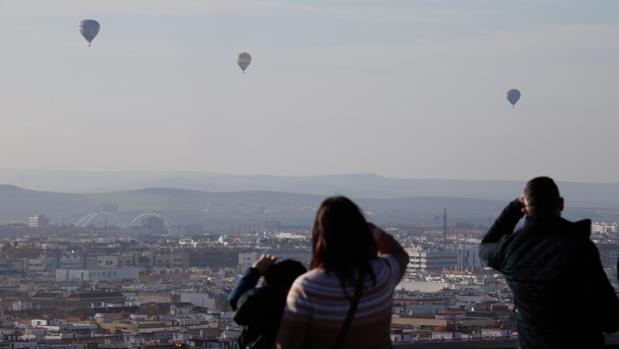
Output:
left=310, top=196, right=377, bottom=284
left=523, top=177, right=564, bottom=217
left=263, top=259, right=307, bottom=290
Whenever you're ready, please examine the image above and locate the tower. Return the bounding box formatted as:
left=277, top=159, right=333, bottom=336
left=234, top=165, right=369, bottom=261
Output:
left=442, top=208, right=448, bottom=243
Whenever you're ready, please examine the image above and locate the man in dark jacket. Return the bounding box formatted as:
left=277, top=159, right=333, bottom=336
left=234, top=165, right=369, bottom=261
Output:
left=480, top=177, right=619, bottom=349
left=228, top=254, right=306, bottom=349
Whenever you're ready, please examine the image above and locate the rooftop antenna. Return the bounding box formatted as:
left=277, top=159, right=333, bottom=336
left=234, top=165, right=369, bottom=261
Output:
left=442, top=208, right=448, bottom=243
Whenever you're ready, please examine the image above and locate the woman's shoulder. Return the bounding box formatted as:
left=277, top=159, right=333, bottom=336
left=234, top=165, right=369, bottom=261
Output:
left=292, top=268, right=331, bottom=285
left=290, top=268, right=344, bottom=293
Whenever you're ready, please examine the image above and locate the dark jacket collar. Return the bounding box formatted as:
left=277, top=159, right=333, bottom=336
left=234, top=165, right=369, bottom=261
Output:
left=523, top=215, right=591, bottom=238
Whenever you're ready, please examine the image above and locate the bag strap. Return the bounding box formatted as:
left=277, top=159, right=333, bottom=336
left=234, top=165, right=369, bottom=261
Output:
left=332, top=273, right=365, bottom=349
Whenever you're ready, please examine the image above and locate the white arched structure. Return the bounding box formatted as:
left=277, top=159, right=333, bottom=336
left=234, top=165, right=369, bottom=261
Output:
left=75, top=212, right=126, bottom=228
left=128, top=212, right=171, bottom=229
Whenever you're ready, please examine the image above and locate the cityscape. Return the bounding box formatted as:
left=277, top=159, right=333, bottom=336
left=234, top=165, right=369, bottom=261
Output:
left=2, top=1, right=619, bottom=348
left=0, top=198, right=617, bottom=348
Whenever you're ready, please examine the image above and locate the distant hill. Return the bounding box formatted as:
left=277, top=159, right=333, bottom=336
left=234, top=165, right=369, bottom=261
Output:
left=0, top=185, right=102, bottom=223
left=0, top=185, right=618, bottom=228
left=2, top=169, right=619, bottom=202
left=87, top=188, right=506, bottom=226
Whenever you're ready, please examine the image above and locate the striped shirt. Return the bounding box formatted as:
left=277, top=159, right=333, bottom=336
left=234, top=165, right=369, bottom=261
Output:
left=278, top=255, right=402, bottom=349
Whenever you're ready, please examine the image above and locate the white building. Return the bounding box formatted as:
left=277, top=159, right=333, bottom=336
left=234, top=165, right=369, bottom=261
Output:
left=10, top=300, right=33, bottom=312
left=59, top=255, right=85, bottom=269
left=405, top=246, right=459, bottom=276
left=238, top=252, right=259, bottom=271
left=28, top=215, right=50, bottom=228
left=432, top=331, right=462, bottom=341
left=396, top=280, right=453, bottom=293
left=25, top=256, right=57, bottom=277
left=592, top=222, right=618, bottom=234
left=96, top=256, right=118, bottom=268
left=481, top=328, right=512, bottom=338
left=55, top=267, right=139, bottom=282
left=179, top=293, right=216, bottom=309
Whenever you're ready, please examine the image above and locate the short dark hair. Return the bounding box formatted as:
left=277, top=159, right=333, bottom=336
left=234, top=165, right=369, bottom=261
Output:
left=263, top=259, right=306, bottom=289
left=524, top=177, right=562, bottom=216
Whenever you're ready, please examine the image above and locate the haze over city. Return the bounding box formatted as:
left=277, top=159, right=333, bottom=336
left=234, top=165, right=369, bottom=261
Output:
left=1, top=0, right=618, bottom=182
left=1, top=2, right=619, bottom=349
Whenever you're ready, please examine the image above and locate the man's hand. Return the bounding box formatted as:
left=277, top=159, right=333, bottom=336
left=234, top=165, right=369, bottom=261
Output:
left=252, top=254, right=277, bottom=275
left=518, top=195, right=528, bottom=216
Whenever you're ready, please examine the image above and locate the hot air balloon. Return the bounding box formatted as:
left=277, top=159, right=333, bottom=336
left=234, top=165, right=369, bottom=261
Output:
left=506, top=89, right=521, bottom=108
left=237, top=52, right=252, bottom=73
left=79, top=19, right=100, bottom=47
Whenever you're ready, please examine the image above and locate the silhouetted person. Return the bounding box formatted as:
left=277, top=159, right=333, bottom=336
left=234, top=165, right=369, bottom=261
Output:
left=480, top=177, right=619, bottom=348
left=229, top=255, right=307, bottom=349
left=277, top=196, right=409, bottom=349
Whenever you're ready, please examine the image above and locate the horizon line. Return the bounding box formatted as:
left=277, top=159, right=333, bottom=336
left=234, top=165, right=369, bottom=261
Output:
left=1, top=167, right=618, bottom=185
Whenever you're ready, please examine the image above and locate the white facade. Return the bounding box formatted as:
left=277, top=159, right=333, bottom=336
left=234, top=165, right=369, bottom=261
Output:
left=25, top=257, right=57, bottom=277
left=592, top=222, right=618, bottom=234
left=10, top=300, right=33, bottom=312
left=238, top=252, right=259, bottom=271
left=396, top=280, right=452, bottom=293
left=405, top=247, right=459, bottom=276
left=179, top=293, right=216, bottom=309
left=432, top=332, right=462, bottom=340
left=55, top=267, right=139, bottom=282
left=481, top=328, right=512, bottom=338
left=27, top=215, right=50, bottom=228
left=96, top=256, right=118, bottom=267
left=117, top=253, right=137, bottom=267
left=59, top=255, right=85, bottom=269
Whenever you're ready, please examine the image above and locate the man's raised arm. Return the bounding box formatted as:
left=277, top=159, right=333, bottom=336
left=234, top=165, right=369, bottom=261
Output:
left=479, top=199, right=524, bottom=270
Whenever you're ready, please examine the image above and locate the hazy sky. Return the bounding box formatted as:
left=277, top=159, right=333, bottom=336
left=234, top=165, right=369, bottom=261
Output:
left=1, top=0, right=618, bottom=182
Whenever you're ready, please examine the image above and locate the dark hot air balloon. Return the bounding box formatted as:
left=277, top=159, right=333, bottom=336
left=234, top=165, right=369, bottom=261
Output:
left=506, top=89, right=521, bottom=108
left=237, top=52, right=252, bottom=73
left=79, top=19, right=100, bottom=47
